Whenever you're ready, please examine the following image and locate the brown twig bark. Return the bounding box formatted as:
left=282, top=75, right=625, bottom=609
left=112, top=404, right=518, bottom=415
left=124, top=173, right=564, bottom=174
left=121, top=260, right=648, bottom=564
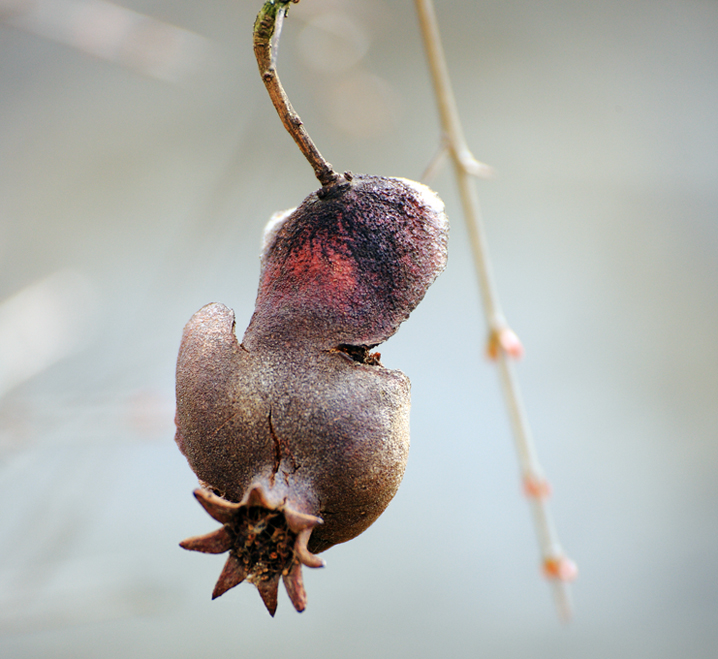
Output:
left=253, top=0, right=341, bottom=187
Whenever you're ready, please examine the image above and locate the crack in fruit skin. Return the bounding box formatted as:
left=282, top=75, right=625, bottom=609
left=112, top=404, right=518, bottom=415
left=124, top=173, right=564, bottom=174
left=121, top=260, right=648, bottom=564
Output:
left=176, top=175, right=448, bottom=614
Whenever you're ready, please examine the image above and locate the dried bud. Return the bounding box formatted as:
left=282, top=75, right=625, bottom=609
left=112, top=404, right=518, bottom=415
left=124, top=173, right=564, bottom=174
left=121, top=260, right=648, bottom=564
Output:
left=175, top=175, right=448, bottom=614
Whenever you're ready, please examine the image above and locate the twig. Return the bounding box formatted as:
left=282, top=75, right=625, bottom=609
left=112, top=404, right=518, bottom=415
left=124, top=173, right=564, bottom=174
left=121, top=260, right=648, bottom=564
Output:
left=253, top=0, right=342, bottom=187
left=413, top=0, right=577, bottom=622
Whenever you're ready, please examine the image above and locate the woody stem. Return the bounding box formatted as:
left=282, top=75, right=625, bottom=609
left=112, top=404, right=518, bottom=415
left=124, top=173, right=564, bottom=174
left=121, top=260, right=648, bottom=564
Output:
left=253, top=0, right=341, bottom=187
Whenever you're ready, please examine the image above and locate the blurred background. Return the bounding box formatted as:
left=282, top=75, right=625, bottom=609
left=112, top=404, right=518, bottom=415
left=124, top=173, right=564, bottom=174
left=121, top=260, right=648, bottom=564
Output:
left=1, top=0, right=717, bottom=656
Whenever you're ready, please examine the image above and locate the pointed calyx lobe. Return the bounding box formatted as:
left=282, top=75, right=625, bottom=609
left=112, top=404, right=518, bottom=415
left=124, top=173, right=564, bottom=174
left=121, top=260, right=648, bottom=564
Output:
left=180, top=487, right=323, bottom=615
left=246, top=175, right=448, bottom=349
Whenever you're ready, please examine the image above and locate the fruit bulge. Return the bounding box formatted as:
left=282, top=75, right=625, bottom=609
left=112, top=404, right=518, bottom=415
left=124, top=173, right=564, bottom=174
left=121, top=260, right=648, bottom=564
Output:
left=175, top=174, right=448, bottom=614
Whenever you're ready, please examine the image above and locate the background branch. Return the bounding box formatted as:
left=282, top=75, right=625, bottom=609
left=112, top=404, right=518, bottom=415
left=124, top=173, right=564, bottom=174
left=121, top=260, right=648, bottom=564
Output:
left=414, top=0, right=577, bottom=622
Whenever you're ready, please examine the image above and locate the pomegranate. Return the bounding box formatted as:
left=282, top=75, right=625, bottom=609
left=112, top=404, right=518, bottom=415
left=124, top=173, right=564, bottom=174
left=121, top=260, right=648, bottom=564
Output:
left=175, top=174, right=448, bottom=614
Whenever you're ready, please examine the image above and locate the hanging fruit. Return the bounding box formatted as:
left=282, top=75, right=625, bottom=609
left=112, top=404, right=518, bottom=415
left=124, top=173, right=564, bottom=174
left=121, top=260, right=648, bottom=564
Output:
left=175, top=0, right=448, bottom=615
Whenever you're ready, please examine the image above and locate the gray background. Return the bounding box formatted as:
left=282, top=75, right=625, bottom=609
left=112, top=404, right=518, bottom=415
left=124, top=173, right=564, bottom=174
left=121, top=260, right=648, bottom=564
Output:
left=1, top=0, right=717, bottom=657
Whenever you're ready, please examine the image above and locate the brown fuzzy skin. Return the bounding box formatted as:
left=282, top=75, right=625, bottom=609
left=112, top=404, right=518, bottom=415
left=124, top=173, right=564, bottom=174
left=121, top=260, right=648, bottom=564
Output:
left=175, top=301, right=411, bottom=552
left=247, top=175, right=449, bottom=348
left=176, top=175, right=448, bottom=611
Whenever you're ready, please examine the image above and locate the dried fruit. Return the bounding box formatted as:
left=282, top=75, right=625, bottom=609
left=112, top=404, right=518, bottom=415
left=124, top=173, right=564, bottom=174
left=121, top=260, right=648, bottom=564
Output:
left=176, top=174, right=448, bottom=613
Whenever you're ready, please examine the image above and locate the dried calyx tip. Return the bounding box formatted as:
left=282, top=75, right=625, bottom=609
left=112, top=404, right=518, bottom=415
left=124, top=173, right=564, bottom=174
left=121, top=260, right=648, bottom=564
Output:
left=180, top=487, right=324, bottom=614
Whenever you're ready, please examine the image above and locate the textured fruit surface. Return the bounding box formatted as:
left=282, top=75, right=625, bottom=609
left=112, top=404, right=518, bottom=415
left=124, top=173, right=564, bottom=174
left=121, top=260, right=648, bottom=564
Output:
left=176, top=175, right=448, bottom=613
